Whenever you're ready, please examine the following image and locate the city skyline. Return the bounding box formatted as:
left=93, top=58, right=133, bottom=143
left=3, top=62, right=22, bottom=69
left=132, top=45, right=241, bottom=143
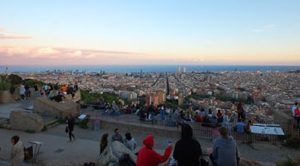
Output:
left=1, top=0, right=300, bottom=65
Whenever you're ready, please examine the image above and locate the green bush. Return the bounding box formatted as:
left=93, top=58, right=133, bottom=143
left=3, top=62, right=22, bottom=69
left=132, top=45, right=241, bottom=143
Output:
left=7, top=74, right=23, bottom=85
left=283, top=137, right=300, bottom=149
left=0, top=80, right=11, bottom=91
left=25, top=129, right=36, bottom=133
left=41, top=126, right=47, bottom=131
left=81, top=90, right=121, bottom=105
left=78, top=118, right=89, bottom=129
left=277, top=156, right=299, bottom=166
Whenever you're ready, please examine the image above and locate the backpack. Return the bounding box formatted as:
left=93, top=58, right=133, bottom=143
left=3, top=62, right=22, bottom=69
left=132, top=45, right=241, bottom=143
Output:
left=295, top=108, right=300, bottom=117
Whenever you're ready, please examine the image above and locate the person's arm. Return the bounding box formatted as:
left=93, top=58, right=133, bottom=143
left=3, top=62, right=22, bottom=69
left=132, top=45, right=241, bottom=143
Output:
left=236, top=144, right=240, bottom=164
left=153, top=145, right=172, bottom=164
left=197, top=142, right=203, bottom=156
left=211, top=142, right=218, bottom=161
left=173, top=143, right=178, bottom=160
left=133, top=139, right=137, bottom=150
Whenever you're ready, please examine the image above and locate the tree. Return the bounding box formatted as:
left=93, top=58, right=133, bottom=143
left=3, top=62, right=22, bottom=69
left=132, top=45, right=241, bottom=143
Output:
left=7, top=74, right=23, bottom=85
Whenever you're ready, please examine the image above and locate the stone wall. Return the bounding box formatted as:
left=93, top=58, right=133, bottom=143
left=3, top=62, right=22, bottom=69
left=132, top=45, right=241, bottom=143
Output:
left=33, top=97, right=80, bottom=119
left=10, top=111, right=44, bottom=132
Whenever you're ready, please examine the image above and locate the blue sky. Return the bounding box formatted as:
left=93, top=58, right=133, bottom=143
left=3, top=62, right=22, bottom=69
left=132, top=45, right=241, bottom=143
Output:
left=0, top=0, right=299, bottom=65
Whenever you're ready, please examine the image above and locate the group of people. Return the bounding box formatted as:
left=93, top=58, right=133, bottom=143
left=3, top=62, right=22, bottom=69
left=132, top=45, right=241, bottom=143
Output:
left=5, top=125, right=240, bottom=166
left=19, top=83, right=31, bottom=100
left=99, top=128, right=137, bottom=166
left=19, top=83, right=78, bottom=102
left=98, top=124, right=240, bottom=166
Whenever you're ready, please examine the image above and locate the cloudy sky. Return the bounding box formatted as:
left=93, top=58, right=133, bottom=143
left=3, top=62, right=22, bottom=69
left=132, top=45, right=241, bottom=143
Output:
left=0, top=0, right=300, bottom=65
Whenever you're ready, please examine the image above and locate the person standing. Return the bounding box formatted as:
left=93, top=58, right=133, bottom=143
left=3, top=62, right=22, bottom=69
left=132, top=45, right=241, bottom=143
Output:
left=291, top=102, right=298, bottom=116
left=173, top=124, right=202, bottom=166
left=210, top=127, right=240, bottom=166
left=237, top=102, right=245, bottom=121
left=19, top=83, right=25, bottom=100
left=67, top=116, right=75, bottom=142
left=11, top=135, right=24, bottom=166
left=137, top=134, right=172, bottom=166
left=292, top=103, right=300, bottom=129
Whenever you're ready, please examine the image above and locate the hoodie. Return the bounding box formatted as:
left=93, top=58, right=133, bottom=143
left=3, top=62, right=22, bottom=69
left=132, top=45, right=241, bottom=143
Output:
left=137, top=134, right=172, bottom=166
left=212, top=136, right=239, bottom=166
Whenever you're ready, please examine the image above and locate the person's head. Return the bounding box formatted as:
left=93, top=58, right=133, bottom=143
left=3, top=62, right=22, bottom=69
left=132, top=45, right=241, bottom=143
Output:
left=238, top=101, right=242, bottom=107
left=295, top=102, right=298, bottom=106
left=219, top=127, right=228, bottom=139
left=114, top=128, right=119, bottom=134
left=143, top=134, right=154, bottom=149
left=11, top=135, right=20, bottom=145
left=181, top=123, right=193, bottom=139
left=125, top=132, right=132, bottom=140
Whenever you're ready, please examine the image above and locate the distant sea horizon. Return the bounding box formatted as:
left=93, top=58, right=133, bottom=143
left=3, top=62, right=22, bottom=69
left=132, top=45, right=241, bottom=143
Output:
left=1, top=65, right=300, bottom=73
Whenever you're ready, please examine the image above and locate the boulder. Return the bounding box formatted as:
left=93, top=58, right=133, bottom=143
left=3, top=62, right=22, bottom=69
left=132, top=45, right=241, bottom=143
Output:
left=10, top=111, right=44, bottom=132
left=33, top=97, right=80, bottom=119
left=0, top=90, right=14, bottom=104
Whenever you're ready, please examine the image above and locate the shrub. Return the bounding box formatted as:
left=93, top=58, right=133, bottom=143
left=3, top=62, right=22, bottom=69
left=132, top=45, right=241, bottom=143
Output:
left=276, top=156, right=299, bottom=166
left=25, top=129, right=36, bottom=133
left=41, top=126, right=47, bottom=131
left=79, top=118, right=89, bottom=129
left=283, top=136, right=300, bottom=149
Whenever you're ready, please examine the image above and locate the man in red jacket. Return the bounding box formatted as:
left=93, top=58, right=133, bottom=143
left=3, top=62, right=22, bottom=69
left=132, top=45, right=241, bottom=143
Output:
left=137, top=134, right=172, bottom=166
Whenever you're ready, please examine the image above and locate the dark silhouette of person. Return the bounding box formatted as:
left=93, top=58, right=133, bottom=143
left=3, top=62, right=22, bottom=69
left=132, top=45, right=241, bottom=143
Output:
left=67, top=116, right=75, bottom=142
left=100, top=133, right=109, bottom=155
left=237, top=102, right=245, bottom=121
left=173, top=123, right=202, bottom=166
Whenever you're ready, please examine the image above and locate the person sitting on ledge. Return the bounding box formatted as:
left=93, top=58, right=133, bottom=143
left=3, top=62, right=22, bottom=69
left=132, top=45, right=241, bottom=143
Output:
left=137, top=134, right=172, bottom=166
left=112, top=128, right=123, bottom=143
left=173, top=123, right=202, bottom=166
left=11, top=135, right=24, bottom=166
left=210, top=127, right=240, bottom=166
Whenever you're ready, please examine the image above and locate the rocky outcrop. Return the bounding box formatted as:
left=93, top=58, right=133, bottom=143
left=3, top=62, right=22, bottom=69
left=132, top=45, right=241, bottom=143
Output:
left=33, top=97, right=80, bottom=119
left=0, top=90, right=14, bottom=104
left=10, top=111, right=44, bottom=132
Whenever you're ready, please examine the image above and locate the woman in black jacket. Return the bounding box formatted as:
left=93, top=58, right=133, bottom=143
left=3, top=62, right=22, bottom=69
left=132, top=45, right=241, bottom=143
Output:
left=173, top=123, right=202, bottom=166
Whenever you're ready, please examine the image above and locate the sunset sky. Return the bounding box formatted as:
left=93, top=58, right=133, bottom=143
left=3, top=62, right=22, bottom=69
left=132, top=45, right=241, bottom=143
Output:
left=0, top=0, right=300, bottom=65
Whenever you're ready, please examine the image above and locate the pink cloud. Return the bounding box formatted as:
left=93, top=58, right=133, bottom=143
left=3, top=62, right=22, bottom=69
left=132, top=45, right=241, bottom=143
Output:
left=0, top=30, right=31, bottom=39
left=0, top=46, right=152, bottom=65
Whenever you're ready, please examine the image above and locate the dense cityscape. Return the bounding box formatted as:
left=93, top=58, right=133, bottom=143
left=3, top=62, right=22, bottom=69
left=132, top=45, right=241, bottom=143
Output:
left=1, top=0, right=300, bottom=165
